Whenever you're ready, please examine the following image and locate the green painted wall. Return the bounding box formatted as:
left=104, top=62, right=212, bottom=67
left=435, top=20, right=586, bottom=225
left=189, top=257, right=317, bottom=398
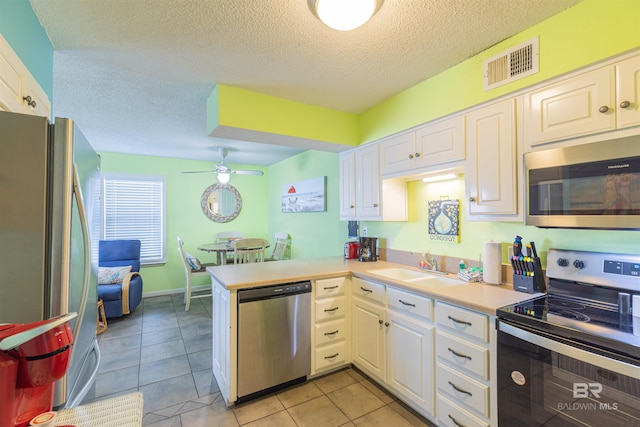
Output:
left=99, top=153, right=268, bottom=293
left=267, top=150, right=344, bottom=259
left=0, top=0, right=53, bottom=99
left=359, top=0, right=640, bottom=142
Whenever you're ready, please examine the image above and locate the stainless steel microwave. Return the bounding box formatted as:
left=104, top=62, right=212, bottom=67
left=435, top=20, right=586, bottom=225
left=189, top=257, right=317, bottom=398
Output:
left=525, top=136, right=640, bottom=229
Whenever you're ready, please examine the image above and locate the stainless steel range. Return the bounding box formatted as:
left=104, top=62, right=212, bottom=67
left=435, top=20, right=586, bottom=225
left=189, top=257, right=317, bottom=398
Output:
left=496, top=249, right=640, bottom=426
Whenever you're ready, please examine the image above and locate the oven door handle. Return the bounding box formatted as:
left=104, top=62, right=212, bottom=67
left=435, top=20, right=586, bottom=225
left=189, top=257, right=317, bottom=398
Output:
left=498, top=321, right=640, bottom=379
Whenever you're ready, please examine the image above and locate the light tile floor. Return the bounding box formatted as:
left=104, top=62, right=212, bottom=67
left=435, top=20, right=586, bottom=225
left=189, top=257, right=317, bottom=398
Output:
left=89, top=294, right=436, bottom=426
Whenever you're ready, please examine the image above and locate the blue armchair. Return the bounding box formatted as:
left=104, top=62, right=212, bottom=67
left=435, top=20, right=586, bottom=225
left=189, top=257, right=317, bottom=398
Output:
left=98, top=239, right=143, bottom=318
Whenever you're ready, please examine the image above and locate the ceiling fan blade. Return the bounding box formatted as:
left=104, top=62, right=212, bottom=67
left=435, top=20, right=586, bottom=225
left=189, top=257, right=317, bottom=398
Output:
left=232, top=170, right=264, bottom=176
left=182, top=170, right=217, bottom=174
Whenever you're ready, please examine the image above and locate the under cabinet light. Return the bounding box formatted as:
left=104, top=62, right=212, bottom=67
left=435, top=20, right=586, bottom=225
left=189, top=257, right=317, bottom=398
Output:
left=422, top=174, right=457, bottom=183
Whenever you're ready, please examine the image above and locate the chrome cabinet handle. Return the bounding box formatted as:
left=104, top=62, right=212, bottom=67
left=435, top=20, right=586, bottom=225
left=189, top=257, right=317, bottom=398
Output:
left=468, top=197, right=476, bottom=203
left=599, top=105, right=609, bottom=113
left=409, top=154, right=414, bottom=159
left=448, top=315, right=472, bottom=326
left=379, top=319, right=383, bottom=324
left=448, top=414, right=467, bottom=427
left=324, top=353, right=339, bottom=359
left=448, top=381, right=472, bottom=396
left=448, top=347, right=472, bottom=360
left=373, top=203, right=379, bottom=207
left=415, top=152, right=420, bottom=158
left=620, top=100, right=631, bottom=109
left=399, top=299, right=416, bottom=307
left=385, top=322, right=390, bottom=327
left=324, top=330, right=339, bottom=336
left=324, top=285, right=339, bottom=290
left=349, top=204, right=355, bottom=208
left=324, top=307, right=339, bottom=313
left=360, top=287, right=373, bottom=293
left=22, top=95, right=37, bottom=108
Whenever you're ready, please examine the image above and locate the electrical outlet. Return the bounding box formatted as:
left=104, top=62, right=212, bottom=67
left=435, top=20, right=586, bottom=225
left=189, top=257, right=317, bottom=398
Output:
left=362, top=226, right=368, bottom=237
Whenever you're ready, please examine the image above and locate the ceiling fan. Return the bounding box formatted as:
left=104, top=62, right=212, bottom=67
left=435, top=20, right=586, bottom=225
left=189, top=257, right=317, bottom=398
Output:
left=183, top=148, right=264, bottom=183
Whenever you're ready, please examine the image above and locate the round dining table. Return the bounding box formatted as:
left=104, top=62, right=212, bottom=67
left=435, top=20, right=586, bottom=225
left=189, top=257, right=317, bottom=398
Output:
left=197, top=241, right=269, bottom=265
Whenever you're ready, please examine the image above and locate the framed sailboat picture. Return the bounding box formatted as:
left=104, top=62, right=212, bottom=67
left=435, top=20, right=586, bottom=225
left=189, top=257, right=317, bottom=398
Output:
left=282, top=176, right=326, bottom=212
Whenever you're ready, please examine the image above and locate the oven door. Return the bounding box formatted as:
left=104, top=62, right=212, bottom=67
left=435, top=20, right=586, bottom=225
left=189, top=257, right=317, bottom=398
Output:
left=497, top=319, right=640, bottom=426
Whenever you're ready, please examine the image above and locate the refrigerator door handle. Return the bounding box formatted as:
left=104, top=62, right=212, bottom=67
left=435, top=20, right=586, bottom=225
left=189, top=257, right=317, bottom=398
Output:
left=65, top=338, right=101, bottom=408
left=70, top=164, right=92, bottom=341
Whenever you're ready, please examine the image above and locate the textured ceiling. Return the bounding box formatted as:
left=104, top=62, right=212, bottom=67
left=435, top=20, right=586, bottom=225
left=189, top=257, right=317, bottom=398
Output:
left=29, top=0, right=582, bottom=165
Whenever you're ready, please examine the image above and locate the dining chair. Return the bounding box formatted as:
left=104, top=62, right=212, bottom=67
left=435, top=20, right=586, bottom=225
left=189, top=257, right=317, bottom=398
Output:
left=215, top=231, right=244, bottom=263
left=177, top=236, right=214, bottom=311
left=265, top=231, right=289, bottom=261
left=231, top=238, right=268, bottom=264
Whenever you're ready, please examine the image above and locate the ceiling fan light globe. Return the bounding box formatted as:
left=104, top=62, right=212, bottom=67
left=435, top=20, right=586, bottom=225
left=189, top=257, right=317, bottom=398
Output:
left=217, top=172, right=231, bottom=184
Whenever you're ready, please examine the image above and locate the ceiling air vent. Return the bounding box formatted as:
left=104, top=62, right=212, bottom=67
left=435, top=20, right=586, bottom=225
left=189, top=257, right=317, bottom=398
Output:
left=483, top=37, right=539, bottom=91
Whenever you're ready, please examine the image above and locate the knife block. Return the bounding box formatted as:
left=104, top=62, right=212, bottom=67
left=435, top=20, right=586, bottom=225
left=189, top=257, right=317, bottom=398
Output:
left=513, top=257, right=546, bottom=293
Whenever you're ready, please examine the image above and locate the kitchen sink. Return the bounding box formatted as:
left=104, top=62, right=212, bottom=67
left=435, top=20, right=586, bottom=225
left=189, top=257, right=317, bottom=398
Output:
left=403, top=276, right=463, bottom=288
left=368, top=268, right=431, bottom=281
left=368, top=268, right=464, bottom=289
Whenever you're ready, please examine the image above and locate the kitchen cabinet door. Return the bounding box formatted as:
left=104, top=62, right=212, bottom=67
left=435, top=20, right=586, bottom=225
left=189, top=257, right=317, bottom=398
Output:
left=351, top=297, right=386, bottom=382
left=466, top=98, right=518, bottom=217
left=386, top=310, right=435, bottom=416
left=616, top=54, right=640, bottom=129
left=0, top=34, right=51, bottom=116
left=524, top=66, right=615, bottom=147
left=415, top=115, right=465, bottom=168
left=212, top=283, right=234, bottom=403
left=379, top=131, right=416, bottom=175
left=356, top=143, right=381, bottom=219
left=339, top=152, right=356, bottom=219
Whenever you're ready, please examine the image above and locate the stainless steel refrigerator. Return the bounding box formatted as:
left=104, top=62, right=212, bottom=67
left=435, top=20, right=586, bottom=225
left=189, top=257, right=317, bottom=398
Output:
left=0, top=110, right=101, bottom=409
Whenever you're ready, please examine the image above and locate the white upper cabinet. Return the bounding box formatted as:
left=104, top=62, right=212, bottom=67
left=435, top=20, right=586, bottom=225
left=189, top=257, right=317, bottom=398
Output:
left=340, top=144, right=407, bottom=221
left=524, top=53, right=640, bottom=149
left=616, top=54, right=640, bottom=129
left=380, top=115, right=465, bottom=176
left=0, top=34, right=51, bottom=117
left=465, top=98, right=520, bottom=219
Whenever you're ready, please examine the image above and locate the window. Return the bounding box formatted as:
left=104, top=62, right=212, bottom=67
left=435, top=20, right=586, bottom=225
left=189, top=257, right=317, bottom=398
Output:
left=103, top=173, right=166, bottom=264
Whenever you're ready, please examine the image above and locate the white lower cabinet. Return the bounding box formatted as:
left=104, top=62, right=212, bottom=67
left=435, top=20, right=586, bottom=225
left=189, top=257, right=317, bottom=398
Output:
left=351, top=278, right=436, bottom=420
left=435, top=301, right=494, bottom=426
left=312, top=277, right=350, bottom=375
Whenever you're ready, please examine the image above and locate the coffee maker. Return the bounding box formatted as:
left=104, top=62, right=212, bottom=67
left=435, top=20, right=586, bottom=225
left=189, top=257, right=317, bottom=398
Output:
left=358, top=237, right=378, bottom=262
left=0, top=313, right=76, bottom=427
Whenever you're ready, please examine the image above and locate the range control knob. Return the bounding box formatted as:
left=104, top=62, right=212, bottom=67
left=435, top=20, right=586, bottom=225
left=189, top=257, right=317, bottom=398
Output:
left=573, top=260, right=585, bottom=269
left=557, top=258, right=569, bottom=267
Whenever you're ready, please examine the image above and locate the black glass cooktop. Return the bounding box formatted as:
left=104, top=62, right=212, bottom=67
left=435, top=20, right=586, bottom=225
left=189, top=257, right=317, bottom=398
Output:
left=498, top=294, right=640, bottom=359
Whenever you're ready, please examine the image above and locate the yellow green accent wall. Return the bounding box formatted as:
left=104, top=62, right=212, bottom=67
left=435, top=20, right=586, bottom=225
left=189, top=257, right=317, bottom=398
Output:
left=208, top=84, right=359, bottom=146
left=358, top=0, right=640, bottom=142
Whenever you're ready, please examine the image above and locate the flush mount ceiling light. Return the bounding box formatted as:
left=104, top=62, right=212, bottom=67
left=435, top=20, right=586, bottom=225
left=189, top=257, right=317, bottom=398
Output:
left=308, top=0, right=383, bottom=31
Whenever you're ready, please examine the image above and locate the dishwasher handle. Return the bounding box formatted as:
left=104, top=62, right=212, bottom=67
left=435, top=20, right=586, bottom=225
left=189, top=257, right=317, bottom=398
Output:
left=238, top=281, right=312, bottom=303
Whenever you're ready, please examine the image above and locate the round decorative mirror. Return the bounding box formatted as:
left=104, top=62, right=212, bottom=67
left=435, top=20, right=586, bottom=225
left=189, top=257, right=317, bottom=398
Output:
left=200, top=183, right=242, bottom=223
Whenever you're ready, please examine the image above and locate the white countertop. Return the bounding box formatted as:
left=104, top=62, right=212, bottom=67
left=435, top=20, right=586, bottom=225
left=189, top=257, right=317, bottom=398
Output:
left=206, top=257, right=542, bottom=315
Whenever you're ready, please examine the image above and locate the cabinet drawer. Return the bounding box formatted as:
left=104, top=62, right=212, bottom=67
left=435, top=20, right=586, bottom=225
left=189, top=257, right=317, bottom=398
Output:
left=437, top=395, right=489, bottom=427
left=352, top=278, right=385, bottom=304
left=436, top=330, right=489, bottom=380
left=437, top=363, right=489, bottom=417
left=315, top=341, right=346, bottom=372
left=315, top=319, right=346, bottom=346
left=315, top=296, right=345, bottom=322
left=387, top=287, right=433, bottom=321
left=436, top=302, right=488, bottom=342
left=315, top=277, right=345, bottom=298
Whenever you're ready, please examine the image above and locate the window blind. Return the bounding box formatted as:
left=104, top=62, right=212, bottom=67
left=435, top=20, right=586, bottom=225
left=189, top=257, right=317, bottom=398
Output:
left=103, top=173, right=166, bottom=264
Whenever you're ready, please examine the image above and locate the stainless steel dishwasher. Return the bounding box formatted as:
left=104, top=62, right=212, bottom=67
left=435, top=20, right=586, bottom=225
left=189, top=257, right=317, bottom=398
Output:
left=237, top=280, right=311, bottom=401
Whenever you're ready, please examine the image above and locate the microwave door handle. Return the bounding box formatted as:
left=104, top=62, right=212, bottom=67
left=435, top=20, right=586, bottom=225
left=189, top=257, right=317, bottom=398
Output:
left=498, top=321, right=640, bottom=380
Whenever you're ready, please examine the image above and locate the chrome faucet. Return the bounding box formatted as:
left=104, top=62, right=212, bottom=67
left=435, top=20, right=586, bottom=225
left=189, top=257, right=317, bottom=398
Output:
left=411, top=251, right=439, bottom=272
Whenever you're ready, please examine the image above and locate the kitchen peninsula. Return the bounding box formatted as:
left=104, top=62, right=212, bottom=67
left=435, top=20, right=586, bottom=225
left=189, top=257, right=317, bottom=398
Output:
left=208, top=257, right=538, bottom=426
